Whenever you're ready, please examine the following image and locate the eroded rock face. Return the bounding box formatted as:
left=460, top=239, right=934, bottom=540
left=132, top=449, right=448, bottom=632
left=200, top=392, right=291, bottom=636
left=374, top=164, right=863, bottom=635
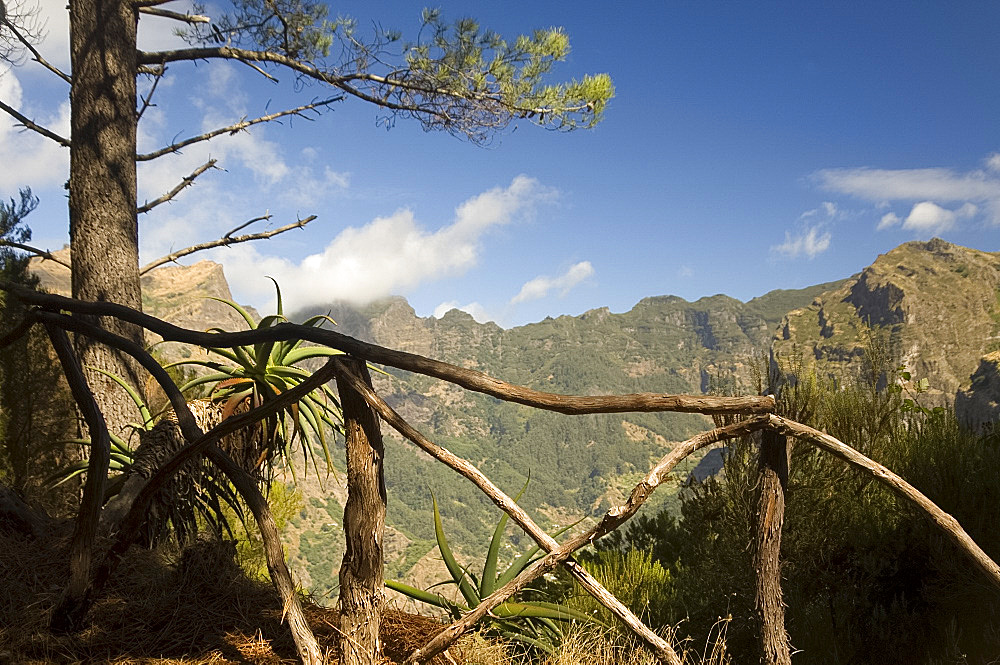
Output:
left=773, top=239, right=1000, bottom=419
left=957, top=352, right=1000, bottom=428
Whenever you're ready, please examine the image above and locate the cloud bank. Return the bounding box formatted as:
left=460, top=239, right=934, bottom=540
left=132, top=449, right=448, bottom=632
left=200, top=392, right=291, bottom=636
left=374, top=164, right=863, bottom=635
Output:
left=218, top=176, right=553, bottom=314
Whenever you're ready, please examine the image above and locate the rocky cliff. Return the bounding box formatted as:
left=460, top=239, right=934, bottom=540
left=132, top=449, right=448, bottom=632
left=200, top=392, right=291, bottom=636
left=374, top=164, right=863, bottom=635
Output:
left=773, top=238, right=1000, bottom=424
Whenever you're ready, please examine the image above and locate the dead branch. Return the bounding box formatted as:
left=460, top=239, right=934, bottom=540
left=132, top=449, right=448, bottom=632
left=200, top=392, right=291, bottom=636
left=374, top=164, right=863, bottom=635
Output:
left=139, top=214, right=316, bottom=274
left=136, top=65, right=167, bottom=122
left=0, top=241, right=71, bottom=269
left=403, top=417, right=769, bottom=664
left=1, top=286, right=778, bottom=417
left=4, top=19, right=71, bottom=83
left=34, top=310, right=329, bottom=665
left=333, top=358, right=686, bottom=665
left=0, top=99, right=71, bottom=147
left=224, top=213, right=270, bottom=239
left=137, top=6, right=210, bottom=24
left=768, top=414, right=1000, bottom=589
left=43, top=324, right=110, bottom=635
left=136, top=98, right=341, bottom=161
left=137, top=158, right=218, bottom=214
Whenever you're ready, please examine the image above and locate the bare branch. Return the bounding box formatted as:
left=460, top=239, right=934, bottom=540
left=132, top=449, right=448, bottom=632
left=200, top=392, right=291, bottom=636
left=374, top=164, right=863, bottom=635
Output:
left=136, top=97, right=341, bottom=161
left=136, top=65, right=167, bottom=121
left=137, top=6, right=210, bottom=24
left=335, top=358, right=700, bottom=665
left=0, top=99, right=71, bottom=147
left=136, top=158, right=217, bottom=214
left=223, top=213, right=270, bottom=239
left=0, top=285, right=779, bottom=417
left=0, top=241, right=71, bottom=269
left=5, top=20, right=71, bottom=83
left=139, top=214, right=316, bottom=274
left=134, top=0, right=177, bottom=7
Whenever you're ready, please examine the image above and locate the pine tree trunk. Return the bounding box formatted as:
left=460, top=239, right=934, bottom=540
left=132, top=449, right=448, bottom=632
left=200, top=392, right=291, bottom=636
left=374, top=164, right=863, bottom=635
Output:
left=68, top=0, right=144, bottom=437
left=754, top=429, right=792, bottom=665
left=337, top=357, right=386, bottom=665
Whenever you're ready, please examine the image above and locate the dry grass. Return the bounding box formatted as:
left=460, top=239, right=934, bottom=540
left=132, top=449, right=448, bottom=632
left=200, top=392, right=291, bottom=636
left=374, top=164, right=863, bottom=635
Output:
left=0, top=530, right=467, bottom=664
left=0, top=529, right=728, bottom=665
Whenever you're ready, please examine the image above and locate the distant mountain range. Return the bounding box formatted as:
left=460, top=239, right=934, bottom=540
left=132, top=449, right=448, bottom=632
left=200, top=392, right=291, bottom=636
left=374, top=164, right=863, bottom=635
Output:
left=30, top=239, right=1000, bottom=593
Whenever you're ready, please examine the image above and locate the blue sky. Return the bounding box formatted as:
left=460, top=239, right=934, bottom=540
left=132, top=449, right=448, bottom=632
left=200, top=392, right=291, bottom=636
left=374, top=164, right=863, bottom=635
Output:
left=2, top=2, right=999, bottom=327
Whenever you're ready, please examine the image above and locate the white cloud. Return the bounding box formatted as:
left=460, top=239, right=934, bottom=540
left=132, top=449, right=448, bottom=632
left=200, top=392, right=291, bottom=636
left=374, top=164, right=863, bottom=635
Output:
left=0, top=66, right=69, bottom=190
left=677, top=265, right=694, bottom=278
left=877, top=212, right=901, bottom=231
left=432, top=300, right=493, bottom=323
left=510, top=261, right=594, bottom=304
left=218, top=176, right=553, bottom=313
left=901, top=201, right=977, bottom=234
left=771, top=226, right=831, bottom=259
left=814, top=157, right=1000, bottom=227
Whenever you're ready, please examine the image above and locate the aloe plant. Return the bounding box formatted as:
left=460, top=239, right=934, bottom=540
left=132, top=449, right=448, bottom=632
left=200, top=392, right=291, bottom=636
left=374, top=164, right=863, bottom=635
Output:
left=168, top=279, right=345, bottom=479
left=47, top=367, right=243, bottom=543
left=386, top=488, right=596, bottom=654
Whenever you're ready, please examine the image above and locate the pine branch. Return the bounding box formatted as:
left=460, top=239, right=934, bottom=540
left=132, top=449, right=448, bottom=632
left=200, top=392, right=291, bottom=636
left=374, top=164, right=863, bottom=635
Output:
left=5, top=20, right=71, bottom=83
left=139, top=214, right=317, bottom=274
left=138, top=46, right=427, bottom=113
left=137, top=6, right=210, bottom=24
left=0, top=242, right=71, bottom=269
left=136, top=65, right=167, bottom=121
left=136, top=158, right=217, bottom=214
left=0, top=99, right=71, bottom=147
left=136, top=97, right=341, bottom=161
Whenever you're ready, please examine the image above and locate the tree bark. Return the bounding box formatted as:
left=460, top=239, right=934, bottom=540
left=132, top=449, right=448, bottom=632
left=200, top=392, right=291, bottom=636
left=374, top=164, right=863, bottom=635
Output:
left=754, top=429, right=792, bottom=665
left=337, top=357, right=386, bottom=665
left=68, top=0, right=145, bottom=437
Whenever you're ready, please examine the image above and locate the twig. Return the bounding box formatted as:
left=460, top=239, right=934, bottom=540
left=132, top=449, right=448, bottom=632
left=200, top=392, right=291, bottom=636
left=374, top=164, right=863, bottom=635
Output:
left=5, top=21, right=71, bottom=83
left=224, top=213, right=270, bottom=239
left=137, top=158, right=217, bottom=214
left=0, top=284, right=780, bottom=416
left=43, top=324, right=110, bottom=635
left=137, top=6, right=210, bottom=23
left=137, top=98, right=341, bottom=161
left=0, top=241, right=71, bottom=269
left=136, top=65, right=168, bottom=122
left=139, top=214, right=316, bottom=274
left=0, top=99, right=71, bottom=147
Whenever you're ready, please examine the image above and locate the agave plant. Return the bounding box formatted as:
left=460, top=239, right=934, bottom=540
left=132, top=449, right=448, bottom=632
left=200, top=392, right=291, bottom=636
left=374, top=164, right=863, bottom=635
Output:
left=48, top=367, right=244, bottom=544
left=168, top=279, right=345, bottom=480
left=386, top=488, right=596, bottom=654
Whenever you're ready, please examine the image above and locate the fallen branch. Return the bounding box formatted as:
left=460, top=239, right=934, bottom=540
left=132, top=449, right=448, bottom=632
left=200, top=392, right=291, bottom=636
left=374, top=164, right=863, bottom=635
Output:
left=332, top=358, right=752, bottom=665
left=34, top=310, right=329, bottom=665
left=2, top=286, right=777, bottom=417
left=43, top=324, right=110, bottom=635
left=139, top=214, right=316, bottom=274
left=402, top=416, right=769, bottom=664
left=768, top=414, right=1000, bottom=589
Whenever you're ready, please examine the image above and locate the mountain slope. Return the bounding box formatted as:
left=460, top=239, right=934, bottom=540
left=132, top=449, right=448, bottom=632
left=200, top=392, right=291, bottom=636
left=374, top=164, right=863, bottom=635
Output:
left=772, top=238, right=1000, bottom=424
